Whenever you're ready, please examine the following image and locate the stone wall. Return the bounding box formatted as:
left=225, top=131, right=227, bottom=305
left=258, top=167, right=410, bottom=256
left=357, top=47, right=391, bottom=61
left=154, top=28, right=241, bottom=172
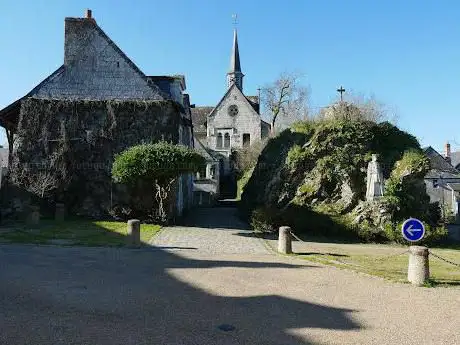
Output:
left=11, top=98, right=184, bottom=219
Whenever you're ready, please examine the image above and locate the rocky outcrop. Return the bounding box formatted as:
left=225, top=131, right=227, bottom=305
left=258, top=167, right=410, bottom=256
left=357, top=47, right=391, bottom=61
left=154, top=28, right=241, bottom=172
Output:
left=240, top=120, right=446, bottom=242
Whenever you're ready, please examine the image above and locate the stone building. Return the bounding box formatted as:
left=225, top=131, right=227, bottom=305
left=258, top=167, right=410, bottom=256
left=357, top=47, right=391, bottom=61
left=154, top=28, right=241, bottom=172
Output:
left=0, top=10, right=194, bottom=219
left=423, top=146, right=460, bottom=221
left=191, top=29, right=270, bottom=201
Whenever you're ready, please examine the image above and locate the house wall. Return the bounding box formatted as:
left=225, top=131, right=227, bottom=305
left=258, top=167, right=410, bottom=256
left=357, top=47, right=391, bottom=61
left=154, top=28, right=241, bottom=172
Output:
left=12, top=98, right=183, bottom=219
left=425, top=178, right=460, bottom=215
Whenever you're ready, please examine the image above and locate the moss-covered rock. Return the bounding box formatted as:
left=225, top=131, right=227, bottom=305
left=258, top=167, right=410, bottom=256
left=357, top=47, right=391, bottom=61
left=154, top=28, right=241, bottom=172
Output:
left=240, top=119, right=446, bottom=243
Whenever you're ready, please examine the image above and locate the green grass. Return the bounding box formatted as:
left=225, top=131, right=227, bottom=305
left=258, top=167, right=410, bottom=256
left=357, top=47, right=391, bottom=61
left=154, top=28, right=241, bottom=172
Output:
left=0, top=219, right=161, bottom=247
left=236, top=167, right=254, bottom=201
left=294, top=244, right=460, bottom=287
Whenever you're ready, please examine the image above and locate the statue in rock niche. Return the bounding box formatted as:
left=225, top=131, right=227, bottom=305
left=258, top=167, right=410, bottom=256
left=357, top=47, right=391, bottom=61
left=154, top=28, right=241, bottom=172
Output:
left=366, top=154, right=384, bottom=201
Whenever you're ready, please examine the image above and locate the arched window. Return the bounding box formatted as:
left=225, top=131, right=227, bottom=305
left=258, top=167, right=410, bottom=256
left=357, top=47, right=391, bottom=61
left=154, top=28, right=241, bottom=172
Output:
left=217, top=133, right=223, bottom=148
left=224, top=133, right=230, bottom=148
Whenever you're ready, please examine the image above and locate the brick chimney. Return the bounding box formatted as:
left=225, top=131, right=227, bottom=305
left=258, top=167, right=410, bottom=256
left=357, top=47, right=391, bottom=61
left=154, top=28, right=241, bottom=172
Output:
left=85, top=9, right=92, bottom=19
left=445, top=142, right=451, bottom=163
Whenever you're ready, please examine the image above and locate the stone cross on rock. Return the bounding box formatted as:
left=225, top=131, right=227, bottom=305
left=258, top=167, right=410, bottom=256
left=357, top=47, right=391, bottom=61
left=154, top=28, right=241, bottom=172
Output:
left=366, top=154, right=384, bottom=201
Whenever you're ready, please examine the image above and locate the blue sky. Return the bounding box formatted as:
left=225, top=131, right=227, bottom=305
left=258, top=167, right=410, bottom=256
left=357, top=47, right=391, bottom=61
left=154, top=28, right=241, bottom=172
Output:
left=0, top=0, right=459, bottom=153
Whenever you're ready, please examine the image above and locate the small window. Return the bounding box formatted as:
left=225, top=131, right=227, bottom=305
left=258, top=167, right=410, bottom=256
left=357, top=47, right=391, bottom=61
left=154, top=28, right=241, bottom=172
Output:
left=224, top=133, right=230, bottom=148
left=116, top=61, right=120, bottom=68
left=433, top=179, right=439, bottom=188
left=243, top=133, right=250, bottom=148
left=210, top=165, right=216, bottom=179
left=217, top=133, right=223, bottom=148
left=198, top=165, right=206, bottom=179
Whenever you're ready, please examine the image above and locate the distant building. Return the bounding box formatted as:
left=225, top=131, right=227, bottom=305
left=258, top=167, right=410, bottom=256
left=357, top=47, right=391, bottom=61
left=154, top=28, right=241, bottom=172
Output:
left=423, top=145, right=460, bottom=221
left=191, top=28, right=270, bottom=202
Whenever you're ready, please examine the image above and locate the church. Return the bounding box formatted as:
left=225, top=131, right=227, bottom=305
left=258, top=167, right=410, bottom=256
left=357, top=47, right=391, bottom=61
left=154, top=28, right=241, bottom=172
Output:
left=192, top=29, right=271, bottom=204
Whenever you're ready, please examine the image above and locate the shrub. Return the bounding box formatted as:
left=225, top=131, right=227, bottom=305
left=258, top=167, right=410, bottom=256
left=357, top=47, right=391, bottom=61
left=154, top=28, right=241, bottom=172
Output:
left=112, top=141, right=205, bottom=223
left=250, top=207, right=281, bottom=233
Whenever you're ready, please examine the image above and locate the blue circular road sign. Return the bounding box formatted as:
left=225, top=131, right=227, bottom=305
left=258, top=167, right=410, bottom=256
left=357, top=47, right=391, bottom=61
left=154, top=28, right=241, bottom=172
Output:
left=401, top=218, right=425, bottom=242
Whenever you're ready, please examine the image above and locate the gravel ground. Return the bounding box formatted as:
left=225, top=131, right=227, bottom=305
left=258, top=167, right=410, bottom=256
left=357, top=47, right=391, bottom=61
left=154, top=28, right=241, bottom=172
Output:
left=1, top=207, right=459, bottom=344
left=150, top=207, right=269, bottom=254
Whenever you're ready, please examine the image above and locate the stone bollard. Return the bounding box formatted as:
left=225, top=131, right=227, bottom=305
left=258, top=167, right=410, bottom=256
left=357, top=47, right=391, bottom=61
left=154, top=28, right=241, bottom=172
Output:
left=28, top=205, right=40, bottom=226
left=55, top=203, right=65, bottom=222
left=127, top=219, right=141, bottom=247
left=278, top=226, right=292, bottom=254
left=408, top=246, right=430, bottom=286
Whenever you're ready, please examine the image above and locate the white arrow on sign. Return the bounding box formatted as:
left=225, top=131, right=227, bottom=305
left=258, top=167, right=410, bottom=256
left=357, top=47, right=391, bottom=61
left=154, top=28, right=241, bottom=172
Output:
left=406, top=224, right=423, bottom=237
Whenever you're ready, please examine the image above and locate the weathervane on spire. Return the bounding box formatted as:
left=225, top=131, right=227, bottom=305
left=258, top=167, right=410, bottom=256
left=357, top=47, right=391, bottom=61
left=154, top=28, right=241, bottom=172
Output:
left=232, top=14, right=238, bottom=27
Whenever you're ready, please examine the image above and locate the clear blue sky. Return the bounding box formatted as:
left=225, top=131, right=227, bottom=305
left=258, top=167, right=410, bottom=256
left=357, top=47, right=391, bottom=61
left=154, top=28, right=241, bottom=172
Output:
left=1, top=0, right=459, bottom=153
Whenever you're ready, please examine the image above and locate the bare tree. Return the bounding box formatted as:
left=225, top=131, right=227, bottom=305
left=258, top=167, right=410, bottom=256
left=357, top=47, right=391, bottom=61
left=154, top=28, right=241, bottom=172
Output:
left=261, top=72, right=310, bottom=134
left=317, top=92, right=398, bottom=124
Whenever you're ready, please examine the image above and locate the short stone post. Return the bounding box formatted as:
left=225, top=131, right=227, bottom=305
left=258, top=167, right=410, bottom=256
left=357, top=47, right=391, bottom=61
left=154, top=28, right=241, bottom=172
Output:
left=127, top=219, right=141, bottom=247
left=278, top=226, right=292, bottom=254
left=407, top=246, right=430, bottom=286
left=28, top=205, right=40, bottom=226
left=55, top=203, right=65, bottom=222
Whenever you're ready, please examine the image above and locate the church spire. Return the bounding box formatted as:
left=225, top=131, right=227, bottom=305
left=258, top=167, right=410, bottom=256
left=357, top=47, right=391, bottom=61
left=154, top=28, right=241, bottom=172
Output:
left=227, top=28, right=244, bottom=91
left=229, top=29, right=241, bottom=73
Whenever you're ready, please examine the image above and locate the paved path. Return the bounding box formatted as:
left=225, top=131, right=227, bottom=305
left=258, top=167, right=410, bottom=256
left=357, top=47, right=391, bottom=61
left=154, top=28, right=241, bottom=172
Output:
left=0, top=244, right=459, bottom=345
left=150, top=206, right=269, bottom=254
left=0, top=206, right=459, bottom=344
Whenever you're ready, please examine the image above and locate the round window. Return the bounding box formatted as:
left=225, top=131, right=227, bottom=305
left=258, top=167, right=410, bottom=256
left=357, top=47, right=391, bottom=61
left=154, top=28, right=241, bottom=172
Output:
left=228, top=104, right=239, bottom=116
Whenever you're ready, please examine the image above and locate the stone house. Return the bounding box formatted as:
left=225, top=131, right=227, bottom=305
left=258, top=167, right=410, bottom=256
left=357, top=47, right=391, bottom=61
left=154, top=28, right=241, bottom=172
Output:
left=191, top=29, right=270, bottom=201
left=0, top=10, right=194, bottom=219
left=423, top=146, right=460, bottom=221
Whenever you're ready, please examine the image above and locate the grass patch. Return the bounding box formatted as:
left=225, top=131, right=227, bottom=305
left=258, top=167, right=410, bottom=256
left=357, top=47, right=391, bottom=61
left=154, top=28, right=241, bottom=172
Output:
left=284, top=241, right=460, bottom=287
left=0, top=219, right=161, bottom=247
left=236, top=167, right=254, bottom=201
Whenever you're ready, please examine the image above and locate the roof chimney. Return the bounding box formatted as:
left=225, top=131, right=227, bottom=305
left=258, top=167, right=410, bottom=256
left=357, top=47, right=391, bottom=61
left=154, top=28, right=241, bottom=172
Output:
left=85, top=9, right=92, bottom=19
left=445, top=142, right=451, bottom=163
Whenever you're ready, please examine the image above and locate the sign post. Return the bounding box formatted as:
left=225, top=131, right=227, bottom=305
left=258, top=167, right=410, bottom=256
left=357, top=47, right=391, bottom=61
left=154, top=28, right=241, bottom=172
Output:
left=401, top=218, right=429, bottom=285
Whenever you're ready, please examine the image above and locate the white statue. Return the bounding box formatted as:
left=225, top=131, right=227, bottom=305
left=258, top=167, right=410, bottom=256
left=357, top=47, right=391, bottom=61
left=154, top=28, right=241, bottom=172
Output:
left=366, top=154, right=384, bottom=201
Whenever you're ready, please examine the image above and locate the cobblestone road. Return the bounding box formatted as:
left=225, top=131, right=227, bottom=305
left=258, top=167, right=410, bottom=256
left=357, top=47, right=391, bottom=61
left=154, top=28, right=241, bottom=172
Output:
left=150, top=206, right=269, bottom=254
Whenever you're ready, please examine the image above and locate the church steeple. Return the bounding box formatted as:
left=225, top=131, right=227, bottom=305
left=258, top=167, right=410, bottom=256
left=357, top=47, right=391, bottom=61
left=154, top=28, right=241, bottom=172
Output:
left=227, top=29, right=244, bottom=91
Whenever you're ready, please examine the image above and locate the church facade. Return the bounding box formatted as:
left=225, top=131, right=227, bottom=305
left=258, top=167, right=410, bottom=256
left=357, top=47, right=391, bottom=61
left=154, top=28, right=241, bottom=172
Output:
left=192, top=29, right=270, bottom=203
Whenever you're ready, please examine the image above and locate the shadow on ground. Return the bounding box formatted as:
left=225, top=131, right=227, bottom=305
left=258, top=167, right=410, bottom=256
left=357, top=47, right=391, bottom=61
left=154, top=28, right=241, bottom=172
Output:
left=0, top=237, right=362, bottom=344
left=178, top=206, right=250, bottom=230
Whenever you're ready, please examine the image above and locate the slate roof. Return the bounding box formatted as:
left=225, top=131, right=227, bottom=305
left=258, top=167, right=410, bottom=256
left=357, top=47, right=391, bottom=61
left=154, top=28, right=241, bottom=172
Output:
left=451, top=151, right=460, bottom=170
left=194, top=136, right=217, bottom=162
left=245, top=95, right=260, bottom=113
left=423, top=146, right=460, bottom=179
left=191, top=107, right=213, bottom=134
left=229, top=29, right=241, bottom=73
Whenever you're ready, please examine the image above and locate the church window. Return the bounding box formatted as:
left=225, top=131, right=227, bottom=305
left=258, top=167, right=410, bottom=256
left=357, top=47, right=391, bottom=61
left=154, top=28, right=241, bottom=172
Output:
left=224, top=133, right=231, bottom=148
left=217, top=133, right=223, bottom=148
left=243, top=133, right=250, bottom=148
left=228, top=104, right=239, bottom=116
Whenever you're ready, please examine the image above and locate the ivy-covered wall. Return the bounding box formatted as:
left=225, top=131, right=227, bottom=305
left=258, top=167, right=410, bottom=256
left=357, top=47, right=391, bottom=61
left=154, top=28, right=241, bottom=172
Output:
left=11, top=98, right=185, bottom=218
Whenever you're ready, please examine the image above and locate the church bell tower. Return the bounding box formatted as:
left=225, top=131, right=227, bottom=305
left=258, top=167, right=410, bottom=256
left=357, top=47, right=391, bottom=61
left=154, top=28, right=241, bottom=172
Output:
left=227, top=29, right=244, bottom=91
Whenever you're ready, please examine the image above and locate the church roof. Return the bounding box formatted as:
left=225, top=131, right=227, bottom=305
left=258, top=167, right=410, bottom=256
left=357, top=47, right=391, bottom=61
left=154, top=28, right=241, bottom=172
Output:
left=245, top=95, right=260, bottom=113
left=191, top=106, right=213, bottom=134
left=229, top=29, right=241, bottom=73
